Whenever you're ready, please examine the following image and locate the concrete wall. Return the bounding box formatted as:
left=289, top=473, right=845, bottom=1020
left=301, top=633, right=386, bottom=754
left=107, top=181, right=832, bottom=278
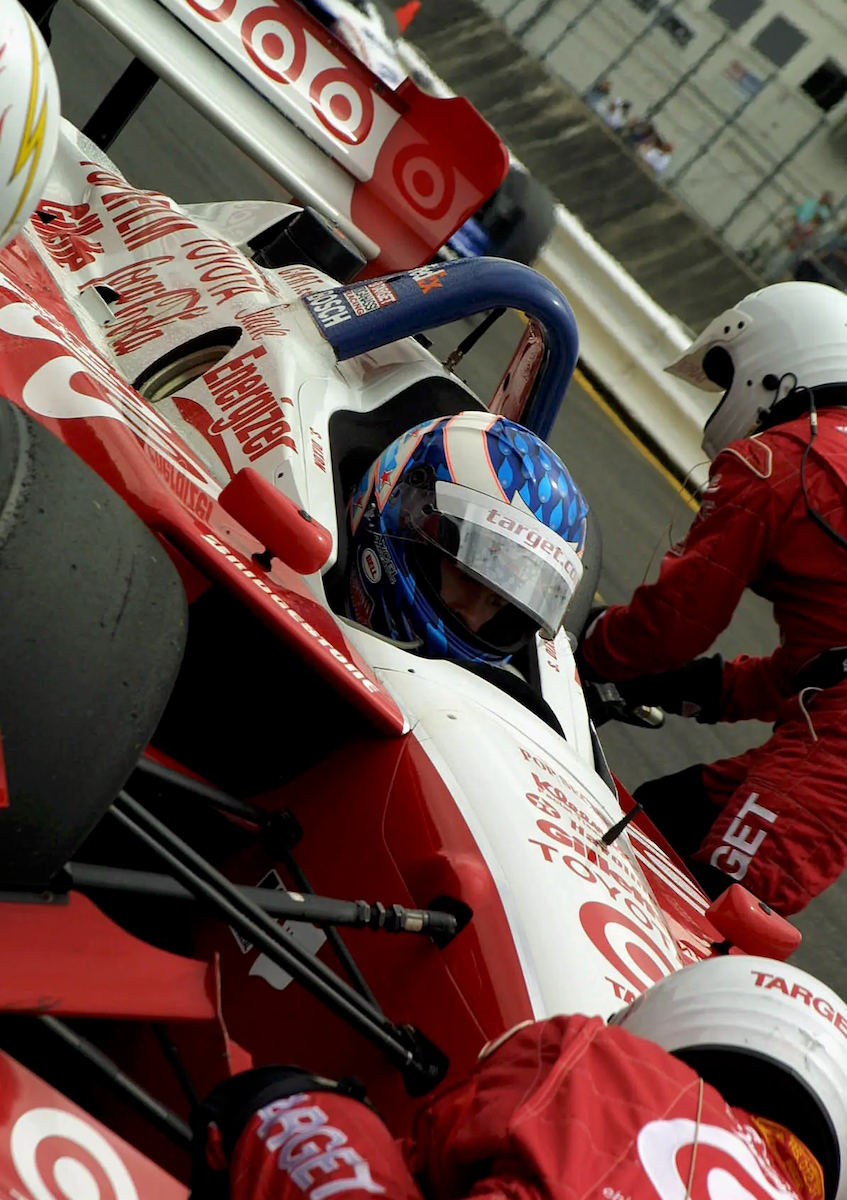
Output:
left=408, top=0, right=762, bottom=331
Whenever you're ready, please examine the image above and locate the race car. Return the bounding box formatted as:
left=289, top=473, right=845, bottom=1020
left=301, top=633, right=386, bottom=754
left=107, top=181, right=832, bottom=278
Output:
left=270, top=0, right=560, bottom=265
left=0, top=4, right=803, bottom=1196
left=28, top=0, right=511, bottom=275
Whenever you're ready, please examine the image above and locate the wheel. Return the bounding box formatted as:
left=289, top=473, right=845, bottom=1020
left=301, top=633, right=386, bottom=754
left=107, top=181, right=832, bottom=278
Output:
left=479, top=167, right=558, bottom=266
left=0, top=399, right=188, bottom=887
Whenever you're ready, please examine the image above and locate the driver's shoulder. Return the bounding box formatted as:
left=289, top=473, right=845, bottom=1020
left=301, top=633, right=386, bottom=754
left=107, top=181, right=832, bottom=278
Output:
left=719, top=435, right=774, bottom=480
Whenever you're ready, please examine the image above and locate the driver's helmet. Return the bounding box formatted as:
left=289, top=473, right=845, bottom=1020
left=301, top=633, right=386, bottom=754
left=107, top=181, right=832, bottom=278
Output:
left=665, top=281, right=847, bottom=460
left=0, top=0, right=60, bottom=247
left=345, top=410, right=588, bottom=663
left=611, top=954, right=847, bottom=1200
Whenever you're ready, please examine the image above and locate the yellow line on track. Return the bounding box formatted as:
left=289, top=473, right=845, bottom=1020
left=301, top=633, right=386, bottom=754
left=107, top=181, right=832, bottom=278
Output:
left=572, top=365, right=700, bottom=515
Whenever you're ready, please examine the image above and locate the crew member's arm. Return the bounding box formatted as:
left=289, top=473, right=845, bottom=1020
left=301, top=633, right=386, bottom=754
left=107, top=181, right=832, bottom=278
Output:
left=190, top=1068, right=422, bottom=1200
left=580, top=445, right=778, bottom=704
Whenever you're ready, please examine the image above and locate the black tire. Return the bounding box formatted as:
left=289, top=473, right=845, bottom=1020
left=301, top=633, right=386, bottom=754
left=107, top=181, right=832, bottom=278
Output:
left=478, top=168, right=558, bottom=266
left=0, top=399, right=187, bottom=887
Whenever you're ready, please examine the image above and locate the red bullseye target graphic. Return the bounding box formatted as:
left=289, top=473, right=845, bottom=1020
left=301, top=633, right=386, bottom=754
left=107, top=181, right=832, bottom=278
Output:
left=242, top=5, right=307, bottom=84
left=309, top=68, right=374, bottom=145
left=580, top=901, right=678, bottom=993
left=392, top=144, right=456, bottom=221
left=186, top=0, right=237, bottom=19
left=11, top=1109, right=139, bottom=1200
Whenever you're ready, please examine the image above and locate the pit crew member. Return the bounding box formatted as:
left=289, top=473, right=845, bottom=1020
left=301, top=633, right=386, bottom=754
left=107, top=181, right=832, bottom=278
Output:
left=344, top=410, right=589, bottom=663
left=578, top=281, right=847, bottom=917
left=190, top=953, right=847, bottom=1200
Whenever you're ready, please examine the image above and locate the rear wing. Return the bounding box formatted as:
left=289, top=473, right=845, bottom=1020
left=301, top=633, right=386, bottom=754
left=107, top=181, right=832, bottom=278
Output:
left=69, top=0, right=509, bottom=271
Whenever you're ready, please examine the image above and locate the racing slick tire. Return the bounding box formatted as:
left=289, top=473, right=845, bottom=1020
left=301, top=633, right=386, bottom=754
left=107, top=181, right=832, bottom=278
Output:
left=478, top=168, right=558, bottom=266
left=0, top=398, right=187, bottom=888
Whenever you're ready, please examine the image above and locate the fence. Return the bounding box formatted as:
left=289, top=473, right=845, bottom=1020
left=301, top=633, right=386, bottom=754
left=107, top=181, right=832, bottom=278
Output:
left=483, top=0, right=847, bottom=268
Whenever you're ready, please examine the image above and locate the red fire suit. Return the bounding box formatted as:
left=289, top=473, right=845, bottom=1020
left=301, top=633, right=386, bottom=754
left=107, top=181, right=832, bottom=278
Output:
left=579, top=408, right=847, bottom=916
left=226, top=1016, right=824, bottom=1200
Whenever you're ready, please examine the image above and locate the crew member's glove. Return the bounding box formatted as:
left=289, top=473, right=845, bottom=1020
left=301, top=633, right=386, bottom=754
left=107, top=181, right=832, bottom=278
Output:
left=615, top=654, right=725, bottom=724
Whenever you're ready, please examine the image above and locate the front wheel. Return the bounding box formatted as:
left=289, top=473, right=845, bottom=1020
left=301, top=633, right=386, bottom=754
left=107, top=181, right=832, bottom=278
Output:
left=0, top=399, right=188, bottom=887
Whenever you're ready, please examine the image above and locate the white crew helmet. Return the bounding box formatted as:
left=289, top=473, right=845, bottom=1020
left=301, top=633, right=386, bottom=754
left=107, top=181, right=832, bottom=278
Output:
left=665, top=282, right=847, bottom=460
left=611, top=954, right=847, bottom=1200
left=0, top=0, right=60, bottom=248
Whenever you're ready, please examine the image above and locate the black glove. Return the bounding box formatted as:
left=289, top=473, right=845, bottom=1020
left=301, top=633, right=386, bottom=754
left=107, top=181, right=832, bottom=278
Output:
left=615, top=654, right=725, bottom=724
left=189, top=1067, right=368, bottom=1200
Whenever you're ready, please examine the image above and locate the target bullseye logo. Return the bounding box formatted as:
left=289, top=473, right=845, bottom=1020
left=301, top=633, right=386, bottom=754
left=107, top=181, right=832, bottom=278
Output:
left=579, top=901, right=678, bottom=993
left=309, top=68, right=374, bottom=145
left=393, top=145, right=455, bottom=222
left=11, top=1109, right=139, bottom=1200
left=185, top=0, right=237, bottom=19
left=242, top=5, right=307, bottom=83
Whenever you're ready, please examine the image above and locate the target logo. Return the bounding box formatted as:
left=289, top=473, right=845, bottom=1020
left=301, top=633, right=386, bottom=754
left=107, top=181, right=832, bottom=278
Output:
left=185, top=0, right=237, bottom=19
left=638, top=1118, right=797, bottom=1200
left=310, top=67, right=374, bottom=145
left=241, top=4, right=307, bottom=84
left=393, top=144, right=456, bottom=221
left=11, top=1109, right=140, bottom=1200
left=579, top=901, right=679, bottom=993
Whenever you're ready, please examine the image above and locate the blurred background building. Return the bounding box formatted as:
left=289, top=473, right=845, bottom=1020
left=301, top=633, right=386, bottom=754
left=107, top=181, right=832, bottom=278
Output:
left=485, top=0, right=847, bottom=280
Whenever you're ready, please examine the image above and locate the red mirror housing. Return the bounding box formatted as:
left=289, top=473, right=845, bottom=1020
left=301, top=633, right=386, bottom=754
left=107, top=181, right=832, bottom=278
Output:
left=707, top=884, right=801, bottom=961
left=218, top=468, right=333, bottom=576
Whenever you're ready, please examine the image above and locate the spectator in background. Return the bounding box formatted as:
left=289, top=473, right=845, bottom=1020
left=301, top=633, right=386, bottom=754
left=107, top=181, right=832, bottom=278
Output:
left=765, top=211, right=826, bottom=281
left=603, top=97, right=632, bottom=130
left=794, top=220, right=847, bottom=290
left=638, top=137, right=673, bottom=177
left=622, top=116, right=656, bottom=148
left=585, top=78, right=611, bottom=110
left=794, top=190, right=834, bottom=228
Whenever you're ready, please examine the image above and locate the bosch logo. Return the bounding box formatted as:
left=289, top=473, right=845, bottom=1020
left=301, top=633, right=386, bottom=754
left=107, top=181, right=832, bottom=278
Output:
left=361, top=547, right=382, bottom=584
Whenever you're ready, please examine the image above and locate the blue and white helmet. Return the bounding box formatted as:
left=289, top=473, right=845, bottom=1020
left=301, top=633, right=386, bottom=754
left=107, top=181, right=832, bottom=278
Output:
left=345, top=410, right=589, bottom=663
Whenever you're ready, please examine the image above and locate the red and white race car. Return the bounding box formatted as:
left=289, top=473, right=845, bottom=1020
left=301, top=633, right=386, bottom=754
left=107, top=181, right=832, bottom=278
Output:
left=0, top=4, right=800, bottom=1198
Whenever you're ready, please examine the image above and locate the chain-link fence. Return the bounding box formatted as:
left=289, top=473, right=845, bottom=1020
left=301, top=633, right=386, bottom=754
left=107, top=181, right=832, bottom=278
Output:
left=483, top=0, right=847, bottom=281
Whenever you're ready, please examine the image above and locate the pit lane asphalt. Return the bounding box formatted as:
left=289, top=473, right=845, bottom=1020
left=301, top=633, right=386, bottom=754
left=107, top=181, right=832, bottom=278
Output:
left=53, top=3, right=846, bottom=988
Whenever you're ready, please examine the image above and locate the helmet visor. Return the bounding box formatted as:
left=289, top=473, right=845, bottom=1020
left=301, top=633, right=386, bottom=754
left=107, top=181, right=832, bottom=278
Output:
left=403, top=480, right=584, bottom=637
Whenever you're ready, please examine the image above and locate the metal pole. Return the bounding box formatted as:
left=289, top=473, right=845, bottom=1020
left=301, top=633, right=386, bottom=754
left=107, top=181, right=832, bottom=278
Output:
left=642, top=27, right=733, bottom=121
left=670, top=69, right=778, bottom=188
left=71, top=862, right=459, bottom=938
left=108, top=793, right=447, bottom=1093
left=564, top=0, right=687, bottom=81
left=716, top=110, right=829, bottom=237
left=735, top=180, right=804, bottom=257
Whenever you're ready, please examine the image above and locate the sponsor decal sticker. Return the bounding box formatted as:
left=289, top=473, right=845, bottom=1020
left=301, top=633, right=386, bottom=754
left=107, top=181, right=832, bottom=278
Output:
left=309, top=290, right=352, bottom=329
left=342, top=281, right=397, bottom=315
left=408, top=264, right=447, bottom=294
left=360, top=546, right=381, bottom=584
left=32, top=200, right=104, bottom=272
